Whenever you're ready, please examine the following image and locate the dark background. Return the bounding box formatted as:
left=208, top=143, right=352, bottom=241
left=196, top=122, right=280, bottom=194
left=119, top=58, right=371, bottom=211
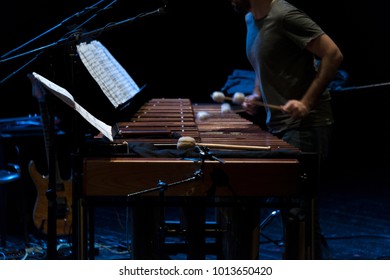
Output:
left=1, top=1, right=390, bottom=259
left=1, top=1, right=389, bottom=110
left=1, top=0, right=390, bottom=175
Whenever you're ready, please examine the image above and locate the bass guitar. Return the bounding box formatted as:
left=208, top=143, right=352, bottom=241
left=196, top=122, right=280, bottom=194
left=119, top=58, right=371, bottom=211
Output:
left=27, top=73, right=72, bottom=236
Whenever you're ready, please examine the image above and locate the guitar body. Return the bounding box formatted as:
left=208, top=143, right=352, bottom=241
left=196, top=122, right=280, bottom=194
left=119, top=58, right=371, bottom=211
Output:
left=29, top=160, right=72, bottom=236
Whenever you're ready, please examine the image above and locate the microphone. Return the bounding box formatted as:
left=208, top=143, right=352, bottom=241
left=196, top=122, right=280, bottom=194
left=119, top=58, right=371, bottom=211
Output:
left=194, top=146, right=225, bottom=164
left=157, top=6, right=168, bottom=16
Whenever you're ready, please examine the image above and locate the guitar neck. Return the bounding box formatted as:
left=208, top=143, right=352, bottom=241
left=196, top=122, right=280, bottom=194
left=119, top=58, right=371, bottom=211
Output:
left=29, top=73, right=61, bottom=181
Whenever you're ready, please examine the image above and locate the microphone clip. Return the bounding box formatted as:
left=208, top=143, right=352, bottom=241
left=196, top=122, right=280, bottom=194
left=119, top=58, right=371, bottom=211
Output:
left=195, top=146, right=225, bottom=164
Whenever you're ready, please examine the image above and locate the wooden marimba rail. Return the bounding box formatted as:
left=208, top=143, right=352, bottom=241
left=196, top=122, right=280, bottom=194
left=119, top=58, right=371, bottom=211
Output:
left=85, top=98, right=302, bottom=197
left=83, top=157, right=301, bottom=197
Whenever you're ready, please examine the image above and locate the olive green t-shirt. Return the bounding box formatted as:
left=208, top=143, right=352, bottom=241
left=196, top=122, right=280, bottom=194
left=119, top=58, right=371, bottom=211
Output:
left=246, top=0, right=334, bottom=134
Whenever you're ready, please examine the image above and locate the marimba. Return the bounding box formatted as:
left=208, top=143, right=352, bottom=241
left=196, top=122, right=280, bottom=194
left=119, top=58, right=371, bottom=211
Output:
left=74, top=98, right=316, bottom=260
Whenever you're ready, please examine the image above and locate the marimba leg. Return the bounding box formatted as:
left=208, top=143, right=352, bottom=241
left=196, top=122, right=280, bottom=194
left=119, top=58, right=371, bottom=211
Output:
left=218, top=205, right=260, bottom=259
left=131, top=204, right=163, bottom=259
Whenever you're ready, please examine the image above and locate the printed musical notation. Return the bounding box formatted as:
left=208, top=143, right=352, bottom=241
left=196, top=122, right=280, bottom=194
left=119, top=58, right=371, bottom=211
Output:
left=76, top=40, right=140, bottom=108
left=32, top=72, right=115, bottom=141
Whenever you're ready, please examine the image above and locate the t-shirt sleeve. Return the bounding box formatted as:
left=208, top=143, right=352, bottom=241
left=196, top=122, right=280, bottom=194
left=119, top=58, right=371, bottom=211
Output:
left=282, top=9, right=324, bottom=49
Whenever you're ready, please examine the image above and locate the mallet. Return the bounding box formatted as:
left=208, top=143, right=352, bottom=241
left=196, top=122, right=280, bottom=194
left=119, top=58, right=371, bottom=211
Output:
left=177, top=136, right=271, bottom=151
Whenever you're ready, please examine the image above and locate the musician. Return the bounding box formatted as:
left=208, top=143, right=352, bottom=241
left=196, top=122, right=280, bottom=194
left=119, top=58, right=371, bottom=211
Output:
left=227, top=0, right=343, bottom=259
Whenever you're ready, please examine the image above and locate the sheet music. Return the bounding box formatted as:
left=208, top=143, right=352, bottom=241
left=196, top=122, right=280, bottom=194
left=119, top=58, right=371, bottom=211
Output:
left=32, top=72, right=115, bottom=142
left=76, top=40, right=140, bottom=108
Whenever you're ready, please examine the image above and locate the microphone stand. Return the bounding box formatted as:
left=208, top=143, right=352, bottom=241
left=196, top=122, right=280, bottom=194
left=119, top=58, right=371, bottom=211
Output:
left=127, top=170, right=204, bottom=198
left=1, top=0, right=109, bottom=60
left=127, top=169, right=203, bottom=259
left=0, top=6, right=167, bottom=65
left=334, top=81, right=390, bottom=92
left=126, top=146, right=224, bottom=198
left=0, top=0, right=113, bottom=85
left=126, top=146, right=224, bottom=259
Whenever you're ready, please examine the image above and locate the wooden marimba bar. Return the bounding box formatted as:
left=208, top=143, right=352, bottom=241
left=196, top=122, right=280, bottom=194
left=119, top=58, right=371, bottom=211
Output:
left=192, top=102, right=299, bottom=150
left=117, top=98, right=200, bottom=144
left=115, top=98, right=299, bottom=151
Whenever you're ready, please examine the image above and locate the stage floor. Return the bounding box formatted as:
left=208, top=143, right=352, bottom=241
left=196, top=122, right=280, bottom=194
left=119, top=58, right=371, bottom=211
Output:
left=2, top=163, right=390, bottom=260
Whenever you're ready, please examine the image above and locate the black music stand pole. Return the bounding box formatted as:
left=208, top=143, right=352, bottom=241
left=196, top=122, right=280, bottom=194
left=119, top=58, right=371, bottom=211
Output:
left=45, top=94, right=58, bottom=259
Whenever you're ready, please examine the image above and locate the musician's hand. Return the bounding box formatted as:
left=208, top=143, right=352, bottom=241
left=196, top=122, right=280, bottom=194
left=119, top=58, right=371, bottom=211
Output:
left=281, top=99, right=310, bottom=119
left=242, top=93, right=262, bottom=115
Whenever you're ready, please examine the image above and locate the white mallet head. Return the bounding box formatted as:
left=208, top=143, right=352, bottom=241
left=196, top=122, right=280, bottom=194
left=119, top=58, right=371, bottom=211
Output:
left=232, top=92, right=246, bottom=105
left=211, top=91, right=226, bottom=103
left=221, top=103, right=232, bottom=113
left=196, top=111, right=211, bottom=121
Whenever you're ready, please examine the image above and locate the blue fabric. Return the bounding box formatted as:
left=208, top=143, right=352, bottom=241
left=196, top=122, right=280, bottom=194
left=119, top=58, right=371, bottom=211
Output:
left=220, top=69, right=256, bottom=95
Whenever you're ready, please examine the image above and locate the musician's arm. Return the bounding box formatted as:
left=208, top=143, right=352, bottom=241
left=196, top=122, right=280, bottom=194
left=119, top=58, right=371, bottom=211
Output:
left=281, top=34, right=343, bottom=119
left=252, top=77, right=262, bottom=99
